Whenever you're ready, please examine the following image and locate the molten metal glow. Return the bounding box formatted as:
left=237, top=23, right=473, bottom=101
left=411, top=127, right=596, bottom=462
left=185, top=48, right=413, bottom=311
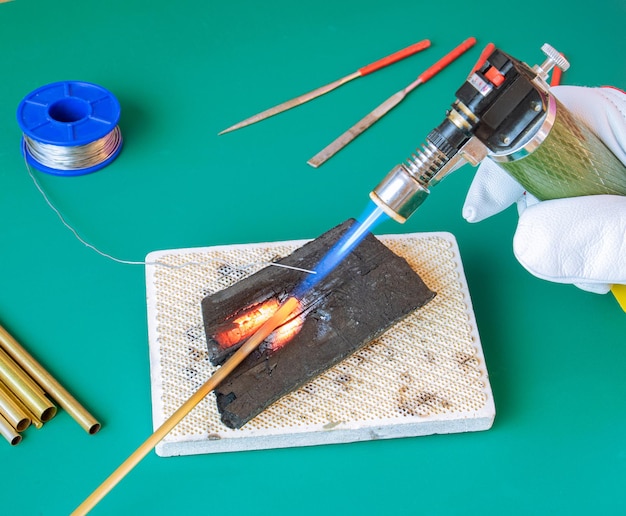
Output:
left=269, top=311, right=304, bottom=351
left=215, top=298, right=304, bottom=351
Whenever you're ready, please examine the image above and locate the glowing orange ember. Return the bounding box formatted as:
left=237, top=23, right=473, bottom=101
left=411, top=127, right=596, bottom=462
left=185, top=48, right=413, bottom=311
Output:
left=268, top=310, right=304, bottom=351
left=215, top=298, right=304, bottom=351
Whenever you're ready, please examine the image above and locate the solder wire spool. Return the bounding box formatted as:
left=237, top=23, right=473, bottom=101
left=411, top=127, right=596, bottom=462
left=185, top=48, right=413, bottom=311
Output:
left=15, top=85, right=314, bottom=271
left=17, top=81, right=122, bottom=176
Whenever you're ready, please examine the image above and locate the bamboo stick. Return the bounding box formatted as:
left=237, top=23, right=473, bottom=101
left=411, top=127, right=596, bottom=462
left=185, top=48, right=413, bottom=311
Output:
left=0, top=325, right=100, bottom=434
left=0, top=346, right=56, bottom=422
left=72, top=296, right=300, bottom=515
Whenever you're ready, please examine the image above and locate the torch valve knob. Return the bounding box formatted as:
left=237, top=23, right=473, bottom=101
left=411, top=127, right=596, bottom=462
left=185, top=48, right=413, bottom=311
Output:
left=534, top=44, right=570, bottom=81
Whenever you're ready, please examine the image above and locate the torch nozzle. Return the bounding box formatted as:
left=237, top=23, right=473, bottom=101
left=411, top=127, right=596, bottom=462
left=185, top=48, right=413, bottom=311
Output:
left=370, top=138, right=457, bottom=223
left=369, top=164, right=430, bottom=223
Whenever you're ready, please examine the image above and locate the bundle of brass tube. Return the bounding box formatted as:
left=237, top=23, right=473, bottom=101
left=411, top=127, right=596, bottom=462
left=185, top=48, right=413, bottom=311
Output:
left=0, top=323, right=100, bottom=445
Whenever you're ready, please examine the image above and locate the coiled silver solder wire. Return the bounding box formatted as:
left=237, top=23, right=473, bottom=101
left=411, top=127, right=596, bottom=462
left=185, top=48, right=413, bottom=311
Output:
left=23, top=126, right=123, bottom=172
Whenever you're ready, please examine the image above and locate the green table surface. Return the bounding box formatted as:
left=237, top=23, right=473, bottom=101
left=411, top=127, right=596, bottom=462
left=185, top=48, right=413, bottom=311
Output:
left=1, top=1, right=625, bottom=514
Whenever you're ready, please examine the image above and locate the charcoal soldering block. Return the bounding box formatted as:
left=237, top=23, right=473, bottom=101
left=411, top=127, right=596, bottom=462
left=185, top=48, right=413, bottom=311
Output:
left=201, top=219, right=436, bottom=429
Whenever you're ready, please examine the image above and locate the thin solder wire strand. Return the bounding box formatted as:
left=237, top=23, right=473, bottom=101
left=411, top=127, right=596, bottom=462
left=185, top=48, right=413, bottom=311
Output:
left=23, top=127, right=123, bottom=171
left=25, top=158, right=316, bottom=274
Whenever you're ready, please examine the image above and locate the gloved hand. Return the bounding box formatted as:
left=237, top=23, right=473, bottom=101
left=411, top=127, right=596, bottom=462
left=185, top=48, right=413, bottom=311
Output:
left=462, top=86, right=626, bottom=294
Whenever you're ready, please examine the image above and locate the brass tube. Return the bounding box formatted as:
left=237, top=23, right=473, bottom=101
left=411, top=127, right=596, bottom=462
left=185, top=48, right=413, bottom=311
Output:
left=0, top=412, right=22, bottom=446
left=0, top=346, right=56, bottom=422
left=28, top=414, right=43, bottom=429
left=0, top=380, right=31, bottom=432
left=0, top=380, right=44, bottom=429
left=0, top=325, right=100, bottom=434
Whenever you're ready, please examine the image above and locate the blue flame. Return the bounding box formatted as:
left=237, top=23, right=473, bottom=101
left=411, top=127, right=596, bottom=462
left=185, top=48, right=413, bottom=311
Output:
left=294, top=202, right=388, bottom=298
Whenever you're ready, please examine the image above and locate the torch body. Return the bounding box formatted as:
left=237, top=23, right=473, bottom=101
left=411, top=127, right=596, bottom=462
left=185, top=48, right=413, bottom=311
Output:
left=494, top=93, right=626, bottom=200
left=370, top=44, right=626, bottom=222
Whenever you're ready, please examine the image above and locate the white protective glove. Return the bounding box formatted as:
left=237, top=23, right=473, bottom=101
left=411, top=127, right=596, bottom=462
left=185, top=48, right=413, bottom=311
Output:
left=462, top=86, right=626, bottom=294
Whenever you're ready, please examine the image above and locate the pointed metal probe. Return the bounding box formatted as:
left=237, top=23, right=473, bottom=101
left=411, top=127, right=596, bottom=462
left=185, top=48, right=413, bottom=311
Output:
left=308, top=37, right=477, bottom=168
left=218, top=39, right=431, bottom=135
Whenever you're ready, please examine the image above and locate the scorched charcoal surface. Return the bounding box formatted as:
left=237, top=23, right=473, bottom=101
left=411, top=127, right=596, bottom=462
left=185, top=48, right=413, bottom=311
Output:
left=201, top=220, right=435, bottom=429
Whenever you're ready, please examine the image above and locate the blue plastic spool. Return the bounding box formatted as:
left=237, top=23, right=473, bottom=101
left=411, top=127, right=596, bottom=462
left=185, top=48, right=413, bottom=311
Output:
left=16, top=81, right=122, bottom=176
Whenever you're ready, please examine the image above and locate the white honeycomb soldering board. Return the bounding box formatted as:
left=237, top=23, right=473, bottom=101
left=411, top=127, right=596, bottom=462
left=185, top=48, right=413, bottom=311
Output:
left=145, top=232, right=495, bottom=457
